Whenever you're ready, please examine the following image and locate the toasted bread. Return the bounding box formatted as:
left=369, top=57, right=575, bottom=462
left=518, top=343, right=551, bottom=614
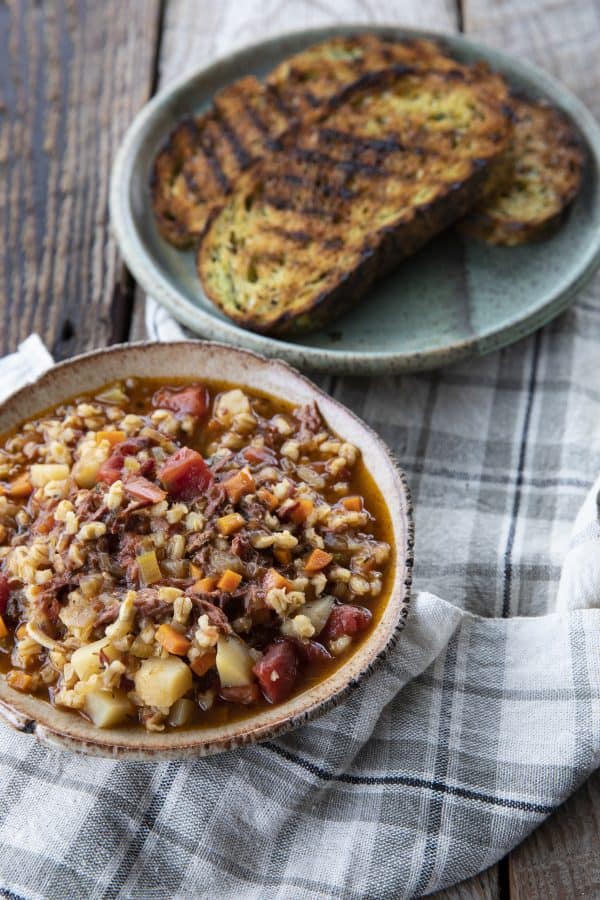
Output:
left=198, top=64, right=512, bottom=335
left=151, top=36, right=456, bottom=248
left=460, top=95, right=584, bottom=245
left=266, top=33, right=456, bottom=115
left=151, top=77, right=292, bottom=247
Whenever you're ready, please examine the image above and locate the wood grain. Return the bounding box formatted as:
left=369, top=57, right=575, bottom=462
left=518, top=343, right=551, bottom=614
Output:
left=0, top=0, right=161, bottom=360
left=463, top=3, right=600, bottom=898
left=463, top=0, right=600, bottom=116
left=507, top=771, right=600, bottom=899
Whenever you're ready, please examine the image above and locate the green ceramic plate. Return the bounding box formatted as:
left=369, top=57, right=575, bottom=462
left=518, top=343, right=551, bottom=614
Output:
left=110, top=25, right=600, bottom=374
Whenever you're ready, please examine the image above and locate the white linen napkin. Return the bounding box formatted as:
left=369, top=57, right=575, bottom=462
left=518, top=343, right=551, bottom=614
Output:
left=0, top=335, right=599, bottom=899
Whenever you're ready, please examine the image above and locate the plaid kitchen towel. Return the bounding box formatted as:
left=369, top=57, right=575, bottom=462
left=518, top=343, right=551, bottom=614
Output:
left=2, top=305, right=600, bottom=899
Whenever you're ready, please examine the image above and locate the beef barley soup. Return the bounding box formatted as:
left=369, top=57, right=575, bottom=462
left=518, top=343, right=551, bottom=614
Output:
left=0, top=378, right=393, bottom=731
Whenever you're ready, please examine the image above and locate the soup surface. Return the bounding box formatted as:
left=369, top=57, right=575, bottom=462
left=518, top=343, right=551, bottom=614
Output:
left=0, top=378, right=393, bottom=731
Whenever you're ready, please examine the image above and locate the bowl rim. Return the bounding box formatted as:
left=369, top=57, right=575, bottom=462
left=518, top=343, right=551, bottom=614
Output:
left=0, top=340, right=414, bottom=758
left=110, top=23, right=600, bottom=375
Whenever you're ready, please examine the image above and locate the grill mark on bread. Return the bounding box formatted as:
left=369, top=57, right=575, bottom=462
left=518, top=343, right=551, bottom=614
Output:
left=198, top=125, right=231, bottom=192
left=215, top=112, right=253, bottom=169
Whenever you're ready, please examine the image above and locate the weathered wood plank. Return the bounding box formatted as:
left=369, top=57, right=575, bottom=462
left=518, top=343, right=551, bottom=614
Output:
left=434, top=868, right=501, bottom=900
left=463, top=0, right=599, bottom=116
left=463, top=3, right=600, bottom=898
left=508, top=771, right=600, bottom=900
left=0, top=0, right=161, bottom=360
left=157, top=0, right=458, bottom=88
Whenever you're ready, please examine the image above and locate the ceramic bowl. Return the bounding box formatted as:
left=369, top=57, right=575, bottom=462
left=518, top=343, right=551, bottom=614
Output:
left=0, top=342, right=413, bottom=758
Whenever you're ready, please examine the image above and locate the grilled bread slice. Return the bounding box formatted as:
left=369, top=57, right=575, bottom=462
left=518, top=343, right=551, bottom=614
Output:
left=198, top=64, right=512, bottom=335
left=460, top=95, right=584, bottom=245
left=151, top=77, right=292, bottom=248
left=151, top=36, right=456, bottom=248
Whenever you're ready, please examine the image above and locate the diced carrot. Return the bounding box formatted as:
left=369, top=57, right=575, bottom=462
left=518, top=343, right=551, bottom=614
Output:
left=257, top=488, right=278, bottom=510
left=33, top=514, right=55, bottom=535
left=193, top=576, right=217, bottom=593
left=305, top=548, right=334, bottom=573
left=1, top=473, right=32, bottom=499
left=190, top=564, right=203, bottom=579
left=190, top=649, right=217, bottom=677
left=341, top=496, right=362, bottom=512
left=263, top=568, right=292, bottom=592
left=96, top=430, right=126, bottom=447
left=223, top=467, right=255, bottom=504
left=273, top=548, right=292, bottom=566
left=155, top=624, right=191, bottom=656
left=217, top=513, right=245, bottom=535
left=217, top=569, right=242, bottom=592
left=6, top=670, right=33, bottom=692
left=0, top=616, right=8, bottom=639
left=289, top=497, right=314, bottom=523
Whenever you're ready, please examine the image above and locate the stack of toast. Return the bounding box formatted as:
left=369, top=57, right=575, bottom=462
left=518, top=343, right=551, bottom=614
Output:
left=151, top=34, right=584, bottom=336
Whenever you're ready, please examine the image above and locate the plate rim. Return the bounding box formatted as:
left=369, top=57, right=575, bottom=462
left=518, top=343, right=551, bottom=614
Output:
left=110, top=23, right=600, bottom=375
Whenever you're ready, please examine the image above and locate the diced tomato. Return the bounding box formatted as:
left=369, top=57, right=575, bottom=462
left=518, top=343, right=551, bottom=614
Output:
left=158, top=447, right=213, bottom=501
left=123, top=476, right=167, bottom=504
left=320, top=604, right=372, bottom=643
left=98, top=439, right=146, bottom=485
left=0, top=574, right=9, bottom=617
left=152, top=385, right=210, bottom=419
left=253, top=640, right=299, bottom=704
left=220, top=684, right=261, bottom=705
left=293, top=639, right=332, bottom=665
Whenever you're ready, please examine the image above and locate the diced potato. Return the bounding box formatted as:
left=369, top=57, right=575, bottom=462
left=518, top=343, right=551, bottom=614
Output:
left=30, top=464, right=70, bottom=487
left=216, top=635, right=254, bottom=687
left=72, top=446, right=108, bottom=488
left=167, top=697, right=197, bottom=728
left=302, top=597, right=335, bottom=635
left=134, top=656, right=192, bottom=707
left=84, top=688, right=134, bottom=728
left=71, top=638, right=119, bottom=680
left=129, top=635, right=154, bottom=659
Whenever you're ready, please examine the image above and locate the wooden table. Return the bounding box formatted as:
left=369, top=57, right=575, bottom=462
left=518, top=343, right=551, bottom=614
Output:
left=2, top=1, right=599, bottom=896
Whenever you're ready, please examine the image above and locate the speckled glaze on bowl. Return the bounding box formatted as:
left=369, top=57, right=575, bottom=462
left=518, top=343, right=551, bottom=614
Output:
left=110, top=24, right=600, bottom=375
left=0, top=342, right=413, bottom=759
